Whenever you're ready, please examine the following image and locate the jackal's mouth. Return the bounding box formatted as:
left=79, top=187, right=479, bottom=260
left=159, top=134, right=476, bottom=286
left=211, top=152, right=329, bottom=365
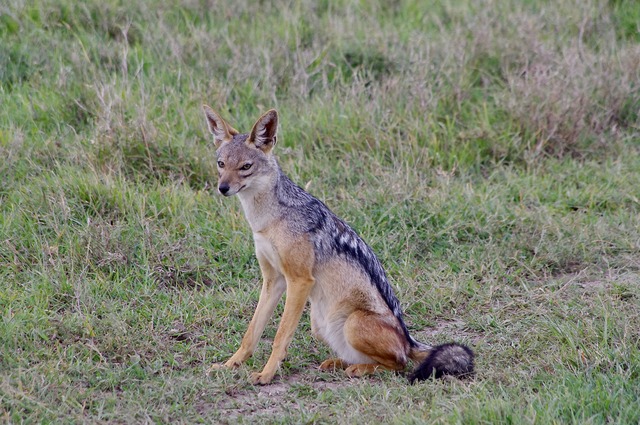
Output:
left=222, top=185, right=245, bottom=196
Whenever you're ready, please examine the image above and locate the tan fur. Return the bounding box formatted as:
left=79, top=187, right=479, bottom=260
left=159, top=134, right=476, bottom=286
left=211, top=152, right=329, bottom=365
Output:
left=409, top=346, right=432, bottom=363
left=205, top=107, right=420, bottom=385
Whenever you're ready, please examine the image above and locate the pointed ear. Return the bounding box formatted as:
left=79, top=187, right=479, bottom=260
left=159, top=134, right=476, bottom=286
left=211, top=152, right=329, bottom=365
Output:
left=248, top=109, right=278, bottom=153
left=202, top=105, right=239, bottom=148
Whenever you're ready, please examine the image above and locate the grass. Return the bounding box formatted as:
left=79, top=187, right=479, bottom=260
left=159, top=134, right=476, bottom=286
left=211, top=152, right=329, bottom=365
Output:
left=1, top=0, right=639, bottom=423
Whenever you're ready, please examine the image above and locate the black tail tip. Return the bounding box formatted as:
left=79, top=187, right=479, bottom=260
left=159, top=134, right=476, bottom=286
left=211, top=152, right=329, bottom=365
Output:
left=409, top=343, right=475, bottom=384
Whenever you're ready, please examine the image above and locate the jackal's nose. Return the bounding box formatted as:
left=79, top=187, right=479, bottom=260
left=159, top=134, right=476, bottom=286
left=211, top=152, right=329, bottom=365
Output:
left=219, top=183, right=230, bottom=196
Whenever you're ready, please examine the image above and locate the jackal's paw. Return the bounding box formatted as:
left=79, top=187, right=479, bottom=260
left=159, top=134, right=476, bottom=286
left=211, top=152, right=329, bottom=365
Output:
left=207, top=359, right=241, bottom=374
left=250, top=371, right=275, bottom=385
left=319, top=358, right=346, bottom=371
left=345, top=364, right=379, bottom=378
left=207, top=363, right=227, bottom=374
left=223, top=358, right=243, bottom=369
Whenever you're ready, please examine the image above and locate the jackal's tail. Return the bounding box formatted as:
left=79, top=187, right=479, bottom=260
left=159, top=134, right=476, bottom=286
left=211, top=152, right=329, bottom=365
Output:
left=408, top=341, right=475, bottom=383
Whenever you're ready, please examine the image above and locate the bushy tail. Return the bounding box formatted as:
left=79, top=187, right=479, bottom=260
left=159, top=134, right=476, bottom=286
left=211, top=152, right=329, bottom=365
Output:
left=408, top=342, right=475, bottom=383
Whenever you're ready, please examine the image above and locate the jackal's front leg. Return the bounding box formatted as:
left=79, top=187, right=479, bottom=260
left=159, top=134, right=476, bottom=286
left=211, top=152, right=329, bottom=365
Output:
left=211, top=255, right=285, bottom=370
left=250, top=275, right=314, bottom=385
left=250, top=241, right=316, bottom=385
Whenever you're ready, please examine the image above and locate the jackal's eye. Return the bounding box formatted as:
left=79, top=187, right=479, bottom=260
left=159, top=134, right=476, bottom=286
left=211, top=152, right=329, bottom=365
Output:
left=240, top=163, right=252, bottom=171
left=217, top=161, right=225, bottom=168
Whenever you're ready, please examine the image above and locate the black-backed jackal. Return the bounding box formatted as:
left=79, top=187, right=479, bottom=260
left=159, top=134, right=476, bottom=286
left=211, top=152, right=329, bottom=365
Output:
left=203, top=106, right=474, bottom=385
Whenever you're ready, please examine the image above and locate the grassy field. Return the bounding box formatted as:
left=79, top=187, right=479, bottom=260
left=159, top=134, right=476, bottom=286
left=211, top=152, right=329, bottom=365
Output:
left=1, top=0, right=639, bottom=423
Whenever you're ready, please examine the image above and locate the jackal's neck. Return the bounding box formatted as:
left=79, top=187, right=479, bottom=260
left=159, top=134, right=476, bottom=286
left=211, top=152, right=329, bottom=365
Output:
left=236, top=163, right=282, bottom=233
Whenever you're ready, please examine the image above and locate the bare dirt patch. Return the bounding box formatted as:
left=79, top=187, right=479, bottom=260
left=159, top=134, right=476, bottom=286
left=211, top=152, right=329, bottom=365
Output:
left=202, top=371, right=353, bottom=422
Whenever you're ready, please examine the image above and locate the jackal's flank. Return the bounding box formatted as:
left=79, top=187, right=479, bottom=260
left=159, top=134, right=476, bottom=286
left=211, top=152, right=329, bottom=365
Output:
left=203, top=106, right=474, bottom=385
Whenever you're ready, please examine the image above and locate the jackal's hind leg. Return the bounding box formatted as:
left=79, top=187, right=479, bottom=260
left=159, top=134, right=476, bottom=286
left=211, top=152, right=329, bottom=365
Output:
left=344, top=363, right=400, bottom=377
left=319, top=358, right=347, bottom=371
left=342, top=310, right=409, bottom=377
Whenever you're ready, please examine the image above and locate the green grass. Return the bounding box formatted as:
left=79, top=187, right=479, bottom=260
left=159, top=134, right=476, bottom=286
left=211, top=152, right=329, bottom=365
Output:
left=1, top=0, right=639, bottom=423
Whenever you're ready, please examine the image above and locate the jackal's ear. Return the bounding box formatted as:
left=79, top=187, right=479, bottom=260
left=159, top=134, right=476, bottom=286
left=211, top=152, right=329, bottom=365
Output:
left=248, top=109, right=278, bottom=153
left=202, top=105, right=238, bottom=148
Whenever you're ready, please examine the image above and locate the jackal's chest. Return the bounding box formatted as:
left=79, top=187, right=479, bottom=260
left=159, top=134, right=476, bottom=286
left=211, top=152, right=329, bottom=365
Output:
left=253, top=233, right=281, bottom=270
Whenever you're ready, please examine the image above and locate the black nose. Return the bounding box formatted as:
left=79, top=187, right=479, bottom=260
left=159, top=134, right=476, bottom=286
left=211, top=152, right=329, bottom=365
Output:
left=219, top=183, right=230, bottom=195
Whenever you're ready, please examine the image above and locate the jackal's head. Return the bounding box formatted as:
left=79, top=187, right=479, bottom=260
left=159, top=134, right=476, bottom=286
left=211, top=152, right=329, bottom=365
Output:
left=202, top=106, right=279, bottom=197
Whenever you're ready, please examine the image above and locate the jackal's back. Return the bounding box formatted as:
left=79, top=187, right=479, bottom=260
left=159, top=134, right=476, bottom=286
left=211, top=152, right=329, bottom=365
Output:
left=273, top=170, right=417, bottom=346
